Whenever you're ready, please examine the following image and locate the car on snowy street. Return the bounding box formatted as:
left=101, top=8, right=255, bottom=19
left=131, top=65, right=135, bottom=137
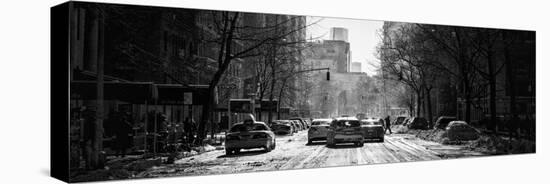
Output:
left=392, top=116, right=407, bottom=125
left=270, top=120, right=295, bottom=135
left=406, top=117, right=429, bottom=130
left=326, top=117, right=364, bottom=147
left=307, top=118, right=332, bottom=144
left=225, top=120, right=276, bottom=155
left=360, top=118, right=385, bottom=142
left=290, top=117, right=309, bottom=130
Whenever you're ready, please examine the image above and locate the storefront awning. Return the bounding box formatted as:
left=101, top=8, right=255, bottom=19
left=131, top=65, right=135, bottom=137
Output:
left=70, top=81, right=155, bottom=104
left=71, top=79, right=212, bottom=105
left=155, top=84, right=209, bottom=105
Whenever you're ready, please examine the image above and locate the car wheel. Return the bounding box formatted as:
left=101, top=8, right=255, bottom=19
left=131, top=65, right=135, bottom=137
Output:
left=225, top=149, right=233, bottom=155
left=379, top=137, right=385, bottom=142
left=272, top=140, right=276, bottom=150
left=307, top=139, right=312, bottom=145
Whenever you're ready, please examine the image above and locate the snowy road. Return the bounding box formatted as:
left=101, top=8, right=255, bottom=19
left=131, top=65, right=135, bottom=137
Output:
left=139, top=131, right=485, bottom=178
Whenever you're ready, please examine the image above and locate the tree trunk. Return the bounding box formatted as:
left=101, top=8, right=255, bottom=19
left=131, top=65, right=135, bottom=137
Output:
left=199, top=13, right=239, bottom=142
left=84, top=7, right=104, bottom=169
left=425, top=88, right=433, bottom=128
left=277, top=79, right=287, bottom=119
left=456, top=29, right=472, bottom=123
left=504, top=31, right=517, bottom=140
left=409, top=92, right=415, bottom=116
left=422, top=89, right=427, bottom=118
left=488, top=50, right=497, bottom=134
left=415, top=90, right=422, bottom=117
left=199, top=87, right=215, bottom=144
left=461, top=66, right=472, bottom=123
left=267, top=62, right=276, bottom=124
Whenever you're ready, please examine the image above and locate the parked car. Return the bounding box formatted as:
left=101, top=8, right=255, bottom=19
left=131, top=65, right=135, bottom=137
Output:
left=326, top=117, right=364, bottom=147
left=291, top=119, right=303, bottom=131
left=289, top=120, right=299, bottom=133
left=270, top=120, right=295, bottom=135
left=290, top=117, right=307, bottom=130
left=407, top=117, right=429, bottom=129
left=392, top=116, right=407, bottom=125
left=303, top=118, right=312, bottom=129
left=307, top=119, right=332, bottom=144
left=360, top=118, right=385, bottom=142
left=445, top=121, right=480, bottom=141
left=402, top=117, right=412, bottom=126
left=225, top=121, right=276, bottom=155
left=434, top=116, right=457, bottom=129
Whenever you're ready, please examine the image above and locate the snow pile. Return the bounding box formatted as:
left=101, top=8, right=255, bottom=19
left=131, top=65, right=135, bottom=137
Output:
left=415, top=129, right=446, bottom=142
left=71, top=168, right=132, bottom=182
left=467, top=135, right=535, bottom=154
left=394, top=125, right=409, bottom=134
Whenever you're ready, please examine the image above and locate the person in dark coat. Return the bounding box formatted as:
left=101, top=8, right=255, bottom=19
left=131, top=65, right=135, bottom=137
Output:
left=113, top=112, right=132, bottom=157
left=384, top=115, right=392, bottom=134
left=184, top=117, right=196, bottom=144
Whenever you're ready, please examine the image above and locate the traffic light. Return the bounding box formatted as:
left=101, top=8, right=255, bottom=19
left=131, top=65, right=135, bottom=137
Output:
left=326, top=71, right=330, bottom=81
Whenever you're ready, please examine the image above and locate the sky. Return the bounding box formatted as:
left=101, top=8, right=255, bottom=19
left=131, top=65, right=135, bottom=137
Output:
left=306, top=16, right=384, bottom=76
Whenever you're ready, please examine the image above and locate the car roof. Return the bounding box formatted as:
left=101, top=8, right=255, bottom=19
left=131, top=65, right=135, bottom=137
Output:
left=233, top=121, right=268, bottom=127
left=312, top=118, right=332, bottom=122
left=361, top=118, right=382, bottom=122
left=334, top=117, right=358, bottom=121
left=438, top=116, right=457, bottom=119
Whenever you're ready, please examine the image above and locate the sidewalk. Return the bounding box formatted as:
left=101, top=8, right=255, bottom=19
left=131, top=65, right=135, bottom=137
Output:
left=70, top=143, right=222, bottom=182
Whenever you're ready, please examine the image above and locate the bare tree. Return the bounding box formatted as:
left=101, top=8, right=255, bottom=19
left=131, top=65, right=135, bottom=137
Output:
left=197, top=12, right=315, bottom=140
left=415, top=24, right=485, bottom=123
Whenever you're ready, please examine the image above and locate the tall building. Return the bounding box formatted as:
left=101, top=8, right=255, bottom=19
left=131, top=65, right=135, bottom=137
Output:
left=304, top=40, right=350, bottom=73
left=329, top=27, right=349, bottom=42
left=351, top=62, right=362, bottom=73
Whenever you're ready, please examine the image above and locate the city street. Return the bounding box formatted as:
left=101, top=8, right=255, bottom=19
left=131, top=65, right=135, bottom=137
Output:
left=60, top=3, right=535, bottom=182
left=139, top=131, right=485, bottom=178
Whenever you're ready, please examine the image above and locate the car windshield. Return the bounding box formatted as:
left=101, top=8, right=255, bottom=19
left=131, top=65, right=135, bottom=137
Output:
left=361, top=120, right=374, bottom=125
left=333, top=120, right=360, bottom=128
left=290, top=119, right=303, bottom=123
left=361, top=120, right=382, bottom=125
left=312, top=120, right=330, bottom=126
left=230, top=123, right=268, bottom=132
left=273, top=121, right=290, bottom=125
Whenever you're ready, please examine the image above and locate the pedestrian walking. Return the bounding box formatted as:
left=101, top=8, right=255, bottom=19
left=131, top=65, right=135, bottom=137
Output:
left=184, top=117, right=196, bottom=144
left=384, top=115, right=392, bottom=134
left=113, top=112, right=132, bottom=158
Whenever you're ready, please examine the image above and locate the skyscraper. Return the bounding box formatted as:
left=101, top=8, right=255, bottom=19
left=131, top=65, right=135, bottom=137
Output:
left=329, top=27, right=348, bottom=42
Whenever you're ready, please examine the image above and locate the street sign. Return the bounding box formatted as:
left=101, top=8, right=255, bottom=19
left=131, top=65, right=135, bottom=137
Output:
left=183, top=92, right=193, bottom=105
